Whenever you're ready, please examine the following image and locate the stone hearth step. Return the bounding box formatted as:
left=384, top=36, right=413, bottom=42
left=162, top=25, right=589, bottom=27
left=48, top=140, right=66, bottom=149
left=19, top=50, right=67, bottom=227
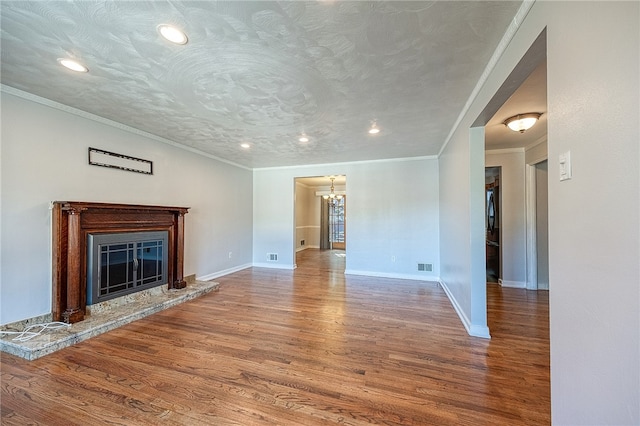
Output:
left=0, top=281, right=218, bottom=360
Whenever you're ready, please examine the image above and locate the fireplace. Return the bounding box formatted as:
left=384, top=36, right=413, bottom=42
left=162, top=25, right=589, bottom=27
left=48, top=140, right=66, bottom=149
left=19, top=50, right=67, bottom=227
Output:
left=52, top=202, right=189, bottom=324
left=87, top=230, right=169, bottom=305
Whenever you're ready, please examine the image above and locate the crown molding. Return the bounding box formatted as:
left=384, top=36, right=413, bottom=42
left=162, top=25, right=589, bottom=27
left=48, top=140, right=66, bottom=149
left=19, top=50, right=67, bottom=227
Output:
left=3, top=85, right=437, bottom=172
left=525, top=135, right=548, bottom=151
left=1, top=84, right=252, bottom=171
left=437, top=0, right=536, bottom=158
left=485, top=147, right=525, bottom=155
left=254, top=155, right=438, bottom=172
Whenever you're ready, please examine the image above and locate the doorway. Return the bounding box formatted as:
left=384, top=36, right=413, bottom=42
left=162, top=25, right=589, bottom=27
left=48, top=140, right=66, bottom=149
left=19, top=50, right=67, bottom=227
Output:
left=535, top=161, right=549, bottom=289
left=485, top=167, right=501, bottom=283
left=471, top=29, right=547, bottom=340
left=526, top=159, right=549, bottom=290
left=294, top=175, right=346, bottom=267
left=323, top=195, right=346, bottom=250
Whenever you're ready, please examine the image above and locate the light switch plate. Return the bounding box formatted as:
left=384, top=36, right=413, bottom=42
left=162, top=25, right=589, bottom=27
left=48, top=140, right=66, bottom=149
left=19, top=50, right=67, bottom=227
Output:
left=559, top=151, right=572, bottom=181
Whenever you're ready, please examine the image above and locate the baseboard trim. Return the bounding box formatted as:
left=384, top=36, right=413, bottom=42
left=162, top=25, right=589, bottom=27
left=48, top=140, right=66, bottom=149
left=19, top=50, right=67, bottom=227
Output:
left=252, top=262, right=295, bottom=270
left=499, top=279, right=526, bottom=289
left=439, top=280, right=491, bottom=339
left=296, top=245, right=320, bottom=253
left=344, top=269, right=439, bottom=282
left=197, top=263, right=252, bottom=281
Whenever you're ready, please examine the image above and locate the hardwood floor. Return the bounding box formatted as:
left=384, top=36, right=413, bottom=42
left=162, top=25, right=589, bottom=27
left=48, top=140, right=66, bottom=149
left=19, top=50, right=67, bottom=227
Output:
left=1, top=249, right=549, bottom=425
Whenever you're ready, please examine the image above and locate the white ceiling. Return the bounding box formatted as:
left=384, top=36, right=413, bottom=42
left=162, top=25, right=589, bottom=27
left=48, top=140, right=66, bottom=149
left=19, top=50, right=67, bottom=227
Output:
left=485, top=60, right=547, bottom=150
left=0, top=1, right=530, bottom=169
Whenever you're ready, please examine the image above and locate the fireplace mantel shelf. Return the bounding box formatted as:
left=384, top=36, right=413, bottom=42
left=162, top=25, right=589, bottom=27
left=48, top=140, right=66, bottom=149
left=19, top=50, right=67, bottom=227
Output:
left=52, top=201, right=190, bottom=324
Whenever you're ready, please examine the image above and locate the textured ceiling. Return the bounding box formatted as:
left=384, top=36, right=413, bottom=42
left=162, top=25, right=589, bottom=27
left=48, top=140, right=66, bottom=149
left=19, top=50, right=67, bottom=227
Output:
left=0, top=1, right=524, bottom=168
left=485, top=60, right=547, bottom=150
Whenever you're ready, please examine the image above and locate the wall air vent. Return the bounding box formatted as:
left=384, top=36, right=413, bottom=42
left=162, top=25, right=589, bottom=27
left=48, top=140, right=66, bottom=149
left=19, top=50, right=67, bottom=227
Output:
left=267, top=253, right=278, bottom=262
left=417, top=263, right=433, bottom=272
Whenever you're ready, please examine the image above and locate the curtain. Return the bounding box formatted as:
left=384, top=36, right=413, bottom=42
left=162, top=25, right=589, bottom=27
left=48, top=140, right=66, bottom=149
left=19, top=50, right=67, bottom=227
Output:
left=319, top=199, right=329, bottom=249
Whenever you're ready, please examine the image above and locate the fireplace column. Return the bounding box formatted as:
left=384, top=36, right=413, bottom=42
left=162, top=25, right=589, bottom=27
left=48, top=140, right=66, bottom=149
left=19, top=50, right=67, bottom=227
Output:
left=172, top=211, right=187, bottom=289
left=63, top=206, right=85, bottom=323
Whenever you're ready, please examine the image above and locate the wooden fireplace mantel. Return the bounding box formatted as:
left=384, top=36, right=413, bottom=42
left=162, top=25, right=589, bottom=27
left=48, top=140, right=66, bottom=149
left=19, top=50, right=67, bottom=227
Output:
left=51, top=201, right=190, bottom=324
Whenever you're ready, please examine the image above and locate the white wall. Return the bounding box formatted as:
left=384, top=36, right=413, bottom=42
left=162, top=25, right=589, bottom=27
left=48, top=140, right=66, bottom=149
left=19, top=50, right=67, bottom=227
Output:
left=254, top=158, right=440, bottom=281
left=294, top=181, right=320, bottom=251
left=439, top=1, right=639, bottom=424
left=0, top=92, right=253, bottom=325
left=485, top=149, right=526, bottom=288
left=439, top=126, right=489, bottom=337
left=545, top=3, right=639, bottom=423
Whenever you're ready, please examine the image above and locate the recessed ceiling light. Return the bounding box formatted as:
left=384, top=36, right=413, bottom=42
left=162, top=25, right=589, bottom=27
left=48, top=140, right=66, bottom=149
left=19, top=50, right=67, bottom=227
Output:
left=299, top=136, right=309, bottom=143
left=157, top=24, right=188, bottom=45
left=57, top=58, right=88, bottom=73
left=368, top=123, right=380, bottom=134
left=240, top=143, right=251, bottom=149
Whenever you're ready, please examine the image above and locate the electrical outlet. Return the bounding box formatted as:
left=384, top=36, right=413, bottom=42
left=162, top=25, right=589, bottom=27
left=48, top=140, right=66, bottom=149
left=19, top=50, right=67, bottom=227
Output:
left=228, top=251, right=232, bottom=259
left=391, top=255, right=396, bottom=262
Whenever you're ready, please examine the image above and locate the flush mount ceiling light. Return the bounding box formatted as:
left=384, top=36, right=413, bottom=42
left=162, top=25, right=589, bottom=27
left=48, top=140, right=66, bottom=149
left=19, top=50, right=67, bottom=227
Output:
left=240, top=143, right=250, bottom=149
left=504, top=113, right=542, bottom=133
left=298, top=135, right=309, bottom=143
left=57, top=58, right=88, bottom=73
left=157, top=24, right=188, bottom=45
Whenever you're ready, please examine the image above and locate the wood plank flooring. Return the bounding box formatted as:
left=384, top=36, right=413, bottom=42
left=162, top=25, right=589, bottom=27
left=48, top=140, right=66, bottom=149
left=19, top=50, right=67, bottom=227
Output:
left=1, top=249, right=550, bottom=425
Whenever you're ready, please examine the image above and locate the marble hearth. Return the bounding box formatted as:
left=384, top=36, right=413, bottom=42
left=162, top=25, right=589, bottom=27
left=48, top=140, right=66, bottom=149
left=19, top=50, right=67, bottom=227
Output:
left=0, top=280, right=218, bottom=360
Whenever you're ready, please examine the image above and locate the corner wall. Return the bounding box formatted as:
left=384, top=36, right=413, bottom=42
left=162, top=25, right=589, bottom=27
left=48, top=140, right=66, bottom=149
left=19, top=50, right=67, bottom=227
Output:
left=439, top=2, right=639, bottom=423
left=253, top=158, right=440, bottom=281
left=438, top=126, right=489, bottom=337
left=0, top=92, right=253, bottom=324
left=545, top=2, right=639, bottom=423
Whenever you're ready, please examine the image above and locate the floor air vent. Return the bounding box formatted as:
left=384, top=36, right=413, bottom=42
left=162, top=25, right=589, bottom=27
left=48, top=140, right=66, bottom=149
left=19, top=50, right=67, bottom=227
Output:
left=267, top=253, right=278, bottom=261
left=417, top=263, right=433, bottom=272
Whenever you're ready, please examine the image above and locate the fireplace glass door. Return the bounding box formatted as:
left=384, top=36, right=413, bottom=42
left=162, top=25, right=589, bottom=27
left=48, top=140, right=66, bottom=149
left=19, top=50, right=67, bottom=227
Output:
left=87, top=231, right=168, bottom=305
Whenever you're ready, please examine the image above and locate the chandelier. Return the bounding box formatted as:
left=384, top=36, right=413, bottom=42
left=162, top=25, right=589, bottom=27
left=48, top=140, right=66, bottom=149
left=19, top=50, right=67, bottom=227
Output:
left=322, top=177, right=344, bottom=206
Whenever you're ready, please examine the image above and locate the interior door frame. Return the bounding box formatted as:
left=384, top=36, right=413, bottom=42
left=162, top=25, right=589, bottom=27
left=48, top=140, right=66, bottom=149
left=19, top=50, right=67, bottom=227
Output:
left=485, top=167, right=502, bottom=284
left=525, top=150, right=548, bottom=290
